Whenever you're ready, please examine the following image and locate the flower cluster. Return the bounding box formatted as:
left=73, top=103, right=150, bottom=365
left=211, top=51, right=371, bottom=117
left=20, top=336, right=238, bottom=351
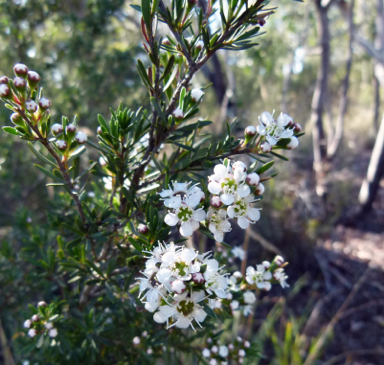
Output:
left=138, top=242, right=230, bottom=330
left=202, top=336, right=251, bottom=364
left=51, top=120, right=88, bottom=153
left=23, top=301, right=58, bottom=339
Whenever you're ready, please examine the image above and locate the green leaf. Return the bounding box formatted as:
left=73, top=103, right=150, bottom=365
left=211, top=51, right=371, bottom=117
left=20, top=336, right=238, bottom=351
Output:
left=141, top=0, right=151, bottom=31
left=68, top=146, right=86, bottom=162
left=271, top=151, right=289, bottom=161
left=137, top=59, right=153, bottom=90
left=163, top=64, right=178, bottom=92
left=66, top=237, right=83, bottom=249
left=28, top=142, right=57, bottom=168
left=2, top=126, right=20, bottom=136
left=161, top=55, right=175, bottom=81
left=128, top=237, right=143, bottom=252
left=256, top=160, right=275, bottom=174
left=202, top=302, right=217, bottom=319
left=34, top=165, right=64, bottom=182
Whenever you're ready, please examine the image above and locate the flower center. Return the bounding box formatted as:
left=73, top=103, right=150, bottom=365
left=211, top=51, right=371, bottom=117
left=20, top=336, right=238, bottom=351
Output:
left=265, top=123, right=284, bottom=139
left=174, top=261, right=188, bottom=276
left=233, top=200, right=248, bottom=216
left=221, top=177, right=237, bottom=195
left=177, top=205, right=193, bottom=222
left=178, top=300, right=195, bottom=316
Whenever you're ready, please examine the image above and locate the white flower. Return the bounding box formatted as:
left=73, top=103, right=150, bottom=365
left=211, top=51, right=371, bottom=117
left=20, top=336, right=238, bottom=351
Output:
left=219, top=345, right=229, bottom=357
left=287, top=136, right=299, bottom=150
left=207, top=209, right=231, bottom=242
left=191, top=88, right=204, bottom=102
left=39, top=97, right=51, bottom=109
left=23, top=319, right=32, bottom=328
left=211, top=345, right=218, bottom=353
left=273, top=268, right=289, bottom=288
left=246, top=265, right=272, bottom=290
left=204, top=259, right=228, bottom=299
left=244, top=341, right=250, bottom=348
left=28, top=329, right=37, bottom=338
left=243, top=304, right=253, bottom=316
left=226, top=292, right=233, bottom=300
left=87, top=191, right=95, bottom=198
left=25, top=100, right=37, bottom=113
left=44, top=322, right=53, bottom=330
left=257, top=111, right=294, bottom=146
left=231, top=246, right=245, bottom=260
left=227, top=194, right=260, bottom=229
left=173, top=107, right=184, bottom=119
left=238, top=349, right=246, bottom=357
left=147, top=347, right=153, bottom=354
left=230, top=300, right=239, bottom=310
left=209, top=359, right=217, bottom=365
left=260, top=141, right=272, bottom=153
left=75, top=131, right=87, bottom=144
left=202, top=348, right=211, bottom=358
left=245, top=126, right=256, bottom=136
left=160, top=182, right=204, bottom=209
left=163, top=186, right=206, bottom=237
left=48, top=328, right=58, bottom=338
left=0, top=84, right=10, bottom=97
left=153, top=290, right=207, bottom=330
left=22, top=361, right=30, bottom=365
left=208, top=163, right=250, bottom=205
left=133, top=336, right=141, bottom=345
left=51, top=124, right=63, bottom=135
left=138, top=271, right=163, bottom=304
left=243, top=291, right=256, bottom=304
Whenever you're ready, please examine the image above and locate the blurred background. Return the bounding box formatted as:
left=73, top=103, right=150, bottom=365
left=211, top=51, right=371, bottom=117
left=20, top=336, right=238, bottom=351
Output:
left=1, top=0, right=384, bottom=364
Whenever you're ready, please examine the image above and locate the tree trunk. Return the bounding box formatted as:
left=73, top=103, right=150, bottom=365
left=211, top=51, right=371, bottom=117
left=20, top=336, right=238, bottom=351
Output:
left=373, top=70, right=380, bottom=133
left=359, top=115, right=384, bottom=213
left=311, top=0, right=330, bottom=201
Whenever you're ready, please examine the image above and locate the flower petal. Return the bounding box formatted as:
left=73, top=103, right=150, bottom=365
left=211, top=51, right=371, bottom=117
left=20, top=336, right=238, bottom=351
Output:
left=237, top=216, right=250, bottom=229
left=208, top=181, right=221, bottom=195
left=164, top=213, right=178, bottom=226
left=237, top=184, right=251, bottom=197
left=180, top=222, right=193, bottom=237
left=247, top=208, right=261, bottom=221
left=192, top=209, right=206, bottom=221
left=220, top=193, right=234, bottom=205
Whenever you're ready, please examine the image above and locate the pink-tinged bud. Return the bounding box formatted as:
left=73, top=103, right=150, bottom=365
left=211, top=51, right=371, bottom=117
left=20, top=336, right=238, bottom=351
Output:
left=24, top=319, right=32, bottom=329
left=262, top=260, right=271, bottom=269
left=11, top=113, right=24, bottom=126
left=192, top=272, right=205, bottom=284
left=211, top=196, right=222, bottom=208
left=32, top=314, right=40, bottom=322
left=246, top=172, right=260, bottom=186
left=0, top=76, right=9, bottom=84
left=245, top=126, right=256, bottom=137
left=38, top=301, right=47, bottom=307
left=233, top=161, right=247, bottom=172
left=56, top=140, right=67, bottom=150
left=172, top=107, right=184, bottom=120
left=14, top=77, right=27, bottom=90
left=51, top=123, right=63, bottom=135
left=293, top=123, right=302, bottom=133
left=287, top=136, right=299, bottom=150
left=27, top=71, right=41, bottom=89
left=97, top=126, right=102, bottom=134
left=260, top=142, right=272, bottom=153
left=191, top=88, right=204, bottom=102
left=195, top=40, right=204, bottom=49
left=133, top=336, right=141, bottom=345
left=28, top=328, right=37, bottom=338
left=0, top=84, right=11, bottom=98
left=162, top=39, right=171, bottom=46
left=39, top=97, right=51, bottom=109
left=14, top=63, right=28, bottom=77
left=258, top=19, right=266, bottom=26
left=228, top=344, right=234, bottom=350
left=75, top=131, right=87, bottom=144
left=255, top=183, right=265, bottom=196
left=138, top=224, right=148, bottom=234
left=274, top=256, right=285, bottom=267
left=25, top=100, right=38, bottom=113
left=171, top=279, right=187, bottom=294
left=66, top=124, right=77, bottom=133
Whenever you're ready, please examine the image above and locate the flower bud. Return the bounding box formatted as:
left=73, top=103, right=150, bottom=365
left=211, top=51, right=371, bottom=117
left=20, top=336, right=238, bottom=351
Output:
left=287, top=136, right=299, bottom=150
left=32, top=314, right=40, bottom=322
left=293, top=123, right=302, bottom=133
left=0, top=76, right=9, bottom=84
left=245, top=126, right=256, bottom=137
left=38, top=301, right=47, bottom=307
left=25, top=100, right=38, bottom=113
left=192, top=272, right=205, bottom=284
left=56, top=140, right=67, bottom=150
left=51, top=123, right=63, bottom=135
left=202, top=348, right=210, bottom=358
left=210, top=196, right=222, bottom=208
left=48, top=328, right=58, bottom=338
left=162, top=38, right=171, bottom=46
left=228, top=344, right=234, bottom=350
left=28, top=328, right=37, bottom=338
left=260, top=141, right=272, bottom=153
left=244, top=341, right=251, bottom=348
left=255, top=183, right=265, bottom=196
left=11, top=113, right=24, bottom=126
left=191, top=88, right=204, bottom=102
left=211, top=345, right=218, bottom=353
left=0, top=84, right=11, bottom=99
left=13, top=63, right=28, bottom=78
left=230, top=300, right=239, bottom=310
left=133, top=336, right=141, bottom=345
left=27, top=71, right=41, bottom=89
left=171, top=279, right=186, bottom=294
left=99, top=156, right=107, bottom=167
left=233, top=161, right=247, bottom=172
left=39, top=97, right=51, bottom=110
left=195, top=40, right=204, bottom=50
left=273, top=255, right=285, bottom=267
left=246, top=172, right=260, bottom=186
left=75, top=131, right=88, bottom=144
left=97, top=126, right=102, bottom=134
left=258, top=19, right=266, bottom=26
left=172, top=107, right=184, bottom=120
left=24, top=319, right=32, bottom=329
left=138, top=224, right=149, bottom=234
left=14, top=77, right=27, bottom=91
left=66, top=123, right=77, bottom=133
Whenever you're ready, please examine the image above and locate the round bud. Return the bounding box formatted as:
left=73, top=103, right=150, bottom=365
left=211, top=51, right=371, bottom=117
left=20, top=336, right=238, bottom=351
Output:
left=24, top=319, right=32, bottom=329
left=162, top=39, right=171, bottom=46
left=48, top=328, right=58, bottom=338
left=51, top=123, right=63, bottom=135
left=133, top=336, right=141, bottom=345
left=293, top=123, right=302, bottom=133
left=0, top=84, right=11, bottom=98
left=38, top=301, right=47, bottom=307
left=11, top=113, right=24, bottom=126
left=56, top=140, right=67, bottom=150
left=99, top=156, right=107, bottom=167
left=258, top=19, right=266, bottom=26
left=32, top=314, right=40, bottom=322
left=171, top=279, right=186, bottom=294
left=287, top=136, right=299, bottom=150
left=138, top=224, right=149, bottom=234
left=14, top=77, right=27, bottom=90
left=27, top=71, right=41, bottom=83
left=0, top=76, right=9, bottom=84
left=255, top=183, right=265, bottom=196
left=75, top=131, right=88, bottom=144
left=39, top=97, right=51, bottom=109
left=25, top=100, right=38, bottom=113
left=195, top=40, right=204, bottom=50
left=191, top=88, right=204, bottom=102
left=246, top=172, right=260, bottom=186
left=97, top=126, right=102, bottom=134
left=192, top=272, right=205, bottom=284
left=245, top=125, right=256, bottom=136
left=172, top=107, right=184, bottom=120
left=66, top=124, right=77, bottom=133
left=233, top=160, right=247, bottom=172
left=210, top=195, right=222, bottom=208
left=260, top=141, right=272, bottom=153
left=13, top=63, right=28, bottom=77
left=28, top=328, right=37, bottom=338
left=274, top=255, right=285, bottom=267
